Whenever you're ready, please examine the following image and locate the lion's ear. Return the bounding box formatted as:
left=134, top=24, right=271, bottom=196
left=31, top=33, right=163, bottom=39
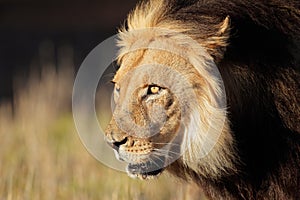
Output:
left=201, top=16, right=230, bottom=61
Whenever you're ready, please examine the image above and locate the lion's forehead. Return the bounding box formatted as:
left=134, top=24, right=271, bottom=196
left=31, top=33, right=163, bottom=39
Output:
left=114, top=48, right=199, bottom=85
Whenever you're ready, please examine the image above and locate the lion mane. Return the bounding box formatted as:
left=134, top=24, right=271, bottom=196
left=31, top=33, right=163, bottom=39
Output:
left=108, top=0, right=300, bottom=199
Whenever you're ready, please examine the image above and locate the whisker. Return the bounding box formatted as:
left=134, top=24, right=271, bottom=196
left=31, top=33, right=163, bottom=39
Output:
left=152, top=151, right=176, bottom=164
left=148, top=156, right=161, bottom=169
left=152, top=142, right=181, bottom=146
left=150, top=154, right=163, bottom=164
left=151, top=150, right=165, bottom=157
left=154, top=148, right=181, bottom=156
left=151, top=154, right=170, bottom=169
left=151, top=153, right=166, bottom=163
left=152, top=150, right=180, bottom=162
left=151, top=151, right=172, bottom=160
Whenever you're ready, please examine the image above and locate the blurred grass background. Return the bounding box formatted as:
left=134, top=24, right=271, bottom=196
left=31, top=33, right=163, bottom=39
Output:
left=0, top=42, right=207, bottom=200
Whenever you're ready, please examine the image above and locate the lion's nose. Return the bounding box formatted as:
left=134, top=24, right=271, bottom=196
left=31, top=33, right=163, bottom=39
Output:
left=113, top=137, right=128, bottom=150
left=110, top=137, right=128, bottom=151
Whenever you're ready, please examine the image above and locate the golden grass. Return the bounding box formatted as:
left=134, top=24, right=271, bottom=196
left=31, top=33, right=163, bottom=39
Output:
left=0, top=45, right=206, bottom=200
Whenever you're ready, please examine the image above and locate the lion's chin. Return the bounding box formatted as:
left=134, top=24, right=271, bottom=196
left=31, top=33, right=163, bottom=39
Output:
left=126, top=161, right=165, bottom=180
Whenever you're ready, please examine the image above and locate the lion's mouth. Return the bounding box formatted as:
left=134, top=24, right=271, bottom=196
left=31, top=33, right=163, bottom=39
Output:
left=107, top=139, right=169, bottom=179
left=126, top=156, right=166, bottom=180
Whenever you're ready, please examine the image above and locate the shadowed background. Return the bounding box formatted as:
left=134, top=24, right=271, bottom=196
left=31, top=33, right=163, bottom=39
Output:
left=0, top=0, right=137, bottom=102
left=0, top=1, right=207, bottom=199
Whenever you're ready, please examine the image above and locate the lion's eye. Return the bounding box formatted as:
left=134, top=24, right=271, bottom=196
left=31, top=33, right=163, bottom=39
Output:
left=114, top=84, right=120, bottom=102
left=115, top=85, right=120, bottom=93
left=148, top=85, right=161, bottom=95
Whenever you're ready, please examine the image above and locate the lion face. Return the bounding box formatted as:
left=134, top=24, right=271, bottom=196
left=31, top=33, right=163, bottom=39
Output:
left=105, top=26, right=235, bottom=179
left=105, top=50, right=185, bottom=179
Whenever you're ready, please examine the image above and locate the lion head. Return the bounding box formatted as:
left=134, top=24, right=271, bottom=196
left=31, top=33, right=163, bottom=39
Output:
left=105, top=2, right=236, bottom=180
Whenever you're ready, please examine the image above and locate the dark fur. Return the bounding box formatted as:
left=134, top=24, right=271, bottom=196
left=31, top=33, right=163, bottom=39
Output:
left=145, top=0, right=300, bottom=199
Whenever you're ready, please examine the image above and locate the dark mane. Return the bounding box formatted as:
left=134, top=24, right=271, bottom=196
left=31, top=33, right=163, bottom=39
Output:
left=168, top=0, right=300, bottom=35
left=161, top=0, right=300, bottom=199
left=167, top=0, right=300, bottom=62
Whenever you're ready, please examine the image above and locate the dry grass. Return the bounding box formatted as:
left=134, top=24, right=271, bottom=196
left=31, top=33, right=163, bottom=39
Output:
left=0, top=44, right=206, bottom=200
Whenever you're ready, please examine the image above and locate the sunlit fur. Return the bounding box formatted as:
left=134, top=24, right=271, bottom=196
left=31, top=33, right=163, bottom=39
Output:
left=107, top=42, right=236, bottom=176
left=112, top=0, right=236, bottom=178
left=106, top=0, right=300, bottom=199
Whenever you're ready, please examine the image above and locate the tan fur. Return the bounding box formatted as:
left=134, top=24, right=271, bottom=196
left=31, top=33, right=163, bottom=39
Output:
left=106, top=14, right=236, bottom=178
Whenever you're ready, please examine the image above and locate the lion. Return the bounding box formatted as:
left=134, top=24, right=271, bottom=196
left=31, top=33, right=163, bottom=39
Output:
left=104, top=0, right=300, bottom=199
